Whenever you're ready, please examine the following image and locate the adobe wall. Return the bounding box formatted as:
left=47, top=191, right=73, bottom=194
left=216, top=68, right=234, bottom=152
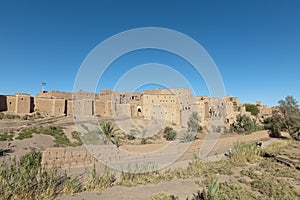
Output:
left=100, top=89, right=114, bottom=101
left=69, top=99, right=95, bottom=116
left=6, top=96, right=16, bottom=113
left=257, top=105, right=272, bottom=120
left=36, top=90, right=99, bottom=101
left=72, top=91, right=99, bottom=100
left=15, top=93, right=31, bottom=114
left=34, top=98, right=53, bottom=115
left=95, top=100, right=112, bottom=117
left=35, top=98, right=66, bottom=116
left=142, top=94, right=180, bottom=125
left=67, top=101, right=73, bottom=116
left=53, top=99, right=66, bottom=115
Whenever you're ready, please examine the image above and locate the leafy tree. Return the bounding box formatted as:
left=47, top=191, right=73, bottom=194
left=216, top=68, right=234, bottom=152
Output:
left=278, top=96, right=300, bottom=140
left=163, top=126, right=177, bottom=141
left=245, top=104, right=260, bottom=116
left=263, top=111, right=285, bottom=138
left=230, top=114, right=257, bottom=134
left=187, top=112, right=202, bottom=133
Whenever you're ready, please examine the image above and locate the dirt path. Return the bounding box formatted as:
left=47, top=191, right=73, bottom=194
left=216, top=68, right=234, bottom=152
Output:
left=53, top=178, right=200, bottom=200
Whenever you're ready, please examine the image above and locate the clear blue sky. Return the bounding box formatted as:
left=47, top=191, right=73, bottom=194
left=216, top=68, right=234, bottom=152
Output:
left=0, top=0, right=299, bottom=106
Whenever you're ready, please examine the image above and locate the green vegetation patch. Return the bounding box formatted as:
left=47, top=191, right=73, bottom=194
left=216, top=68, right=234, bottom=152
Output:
left=0, top=132, right=14, bottom=141
left=71, top=131, right=83, bottom=146
left=16, top=126, right=82, bottom=147
left=16, top=127, right=38, bottom=140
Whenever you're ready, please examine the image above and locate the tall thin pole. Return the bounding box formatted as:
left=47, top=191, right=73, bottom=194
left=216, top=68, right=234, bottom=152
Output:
left=42, top=82, right=46, bottom=92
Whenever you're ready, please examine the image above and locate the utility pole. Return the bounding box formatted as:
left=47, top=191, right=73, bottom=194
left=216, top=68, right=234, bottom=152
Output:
left=41, top=82, right=46, bottom=92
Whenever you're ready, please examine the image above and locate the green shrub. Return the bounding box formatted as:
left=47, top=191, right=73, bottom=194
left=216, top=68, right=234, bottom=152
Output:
left=163, top=126, right=177, bottom=141
left=180, top=131, right=196, bottom=143
left=188, top=178, right=220, bottom=200
left=16, top=126, right=81, bottom=147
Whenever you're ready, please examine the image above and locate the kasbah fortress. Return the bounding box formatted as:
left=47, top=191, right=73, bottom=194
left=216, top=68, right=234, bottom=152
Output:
left=0, top=88, right=273, bottom=169
left=0, top=88, right=273, bottom=127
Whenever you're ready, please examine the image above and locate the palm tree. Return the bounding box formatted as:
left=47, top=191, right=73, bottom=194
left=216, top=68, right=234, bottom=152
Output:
left=100, top=122, right=118, bottom=145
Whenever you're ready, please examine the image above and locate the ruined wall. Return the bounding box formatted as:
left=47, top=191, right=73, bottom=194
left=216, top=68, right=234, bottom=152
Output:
left=36, top=90, right=72, bottom=100
left=41, top=147, right=96, bottom=169
left=257, top=105, right=272, bottom=120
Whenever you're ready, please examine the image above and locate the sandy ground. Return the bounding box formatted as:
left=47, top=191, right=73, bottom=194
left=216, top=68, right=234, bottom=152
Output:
left=0, top=134, right=54, bottom=161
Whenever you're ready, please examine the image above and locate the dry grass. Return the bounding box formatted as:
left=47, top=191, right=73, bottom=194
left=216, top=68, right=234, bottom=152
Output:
left=230, top=142, right=263, bottom=164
